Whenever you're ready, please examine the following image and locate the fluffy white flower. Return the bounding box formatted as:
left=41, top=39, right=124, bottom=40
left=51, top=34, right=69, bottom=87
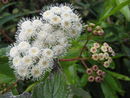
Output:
left=38, top=58, right=52, bottom=69
left=61, top=19, right=71, bottom=29
left=50, top=6, right=61, bottom=14
left=37, top=30, right=48, bottom=40
left=41, top=23, right=54, bottom=33
left=21, top=20, right=32, bottom=29
left=53, top=30, right=65, bottom=39
left=42, top=48, right=54, bottom=58
left=17, top=66, right=29, bottom=77
left=29, top=47, right=40, bottom=56
left=23, top=25, right=35, bottom=37
left=18, top=41, right=30, bottom=51
left=32, top=19, right=43, bottom=27
left=18, top=32, right=28, bottom=41
left=58, top=38, right=68, bottom=46
left=31, top=66, right=43, bottom=79
left=61, top=12, right=71, bottom=20
left=13, top=57, right=22, bottom=67
left=45, top=34, right=57, bottom=45
left=9, top=4, right=82, bottom=81
left=50, top=15, right=61, bottom=25
left=74, top=22, right=82, bottom=31
left=61, top=6, right=72, bottom=13
left=22, top=56, right=32, bottom=66
left=71, top=13, right=79, bottom=21
left=10, top=46, right=19, bottom=57
left=69, top=29, right=78, bottom=38
left=42, top=10, right=54, bottom=19
left=53, top=45, right=65, bottom=56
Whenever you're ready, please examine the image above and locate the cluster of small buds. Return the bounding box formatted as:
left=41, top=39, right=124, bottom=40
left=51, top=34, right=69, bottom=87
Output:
left=93, top=26, right=104, bottom=36
left=90, top=42, right=115, bottom=68
left=86, top=23, right=95, bottom=32
left=86, top=65, right=105, bottom=83
left=86, top=23, right=104, bottom=36
left=8, top=4, right=82, bottom=81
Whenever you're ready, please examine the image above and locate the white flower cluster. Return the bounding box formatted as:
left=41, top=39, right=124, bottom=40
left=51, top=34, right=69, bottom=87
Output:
left=90, top=42, right=115, bottom=68
left=8, top=5, right=82, bottom=80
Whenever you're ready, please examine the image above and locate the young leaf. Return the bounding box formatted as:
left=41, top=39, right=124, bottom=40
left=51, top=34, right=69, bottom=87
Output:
left=116, top=0, right=130, bottom=21
left=69, top=85, right=91, bottom=98
left=0, top=2, right=16, bottom=13
left=32, top=72, right=69, bottom=98
left=101, top=81, right=118, bottom=98
left=107, top=70, right=130, bottom=81
left=104, top=74, right=124, bottom=94
left=0, top=11, right=38, bottom=26
left=0, top=74, right=15, bottom=84
left=0, top=56, right=14, bottom=77
left=100, top=0, right=130, bottom=21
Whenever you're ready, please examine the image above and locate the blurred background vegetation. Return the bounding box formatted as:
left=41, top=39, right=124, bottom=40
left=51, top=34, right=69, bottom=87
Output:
left=0, top=0, right=130, bottom=98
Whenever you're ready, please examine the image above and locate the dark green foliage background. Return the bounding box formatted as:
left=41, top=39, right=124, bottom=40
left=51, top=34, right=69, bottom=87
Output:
left=0, top=0, right=130, bottom=98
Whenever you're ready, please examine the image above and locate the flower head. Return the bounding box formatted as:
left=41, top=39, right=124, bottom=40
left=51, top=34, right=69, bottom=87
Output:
left=8, top=4, right=82, bottom=81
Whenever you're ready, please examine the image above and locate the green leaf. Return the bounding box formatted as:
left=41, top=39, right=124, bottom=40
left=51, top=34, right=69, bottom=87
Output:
left=80, top=74, right=88, bottom=87
left=109, top=61, right=115, bottom=69
left=64, top=65, right=80, bottom=86
left=0, top=56, right=14, bottom=77
left=25, top=71, right=50, bottom=92
left=0, top=74, right=15, bottom=84
left=0, top=2, right=16, bottom=13
left=101, top=81, right=118, bottom=98
left=107, top=70, right=130, bottom=81
left=104, top=74, right=124, bottom=94
left=0, top=47, right=9, bottom=56
left=116, top=0, right=130, bottom=21
left=100, top=0, right=130, bottom=21
left=100, top=0, right=115, bottom=20
left=70, top=85, right=91, bottom=98
left=32, top=72, right=69, bottom=98
left=0, top=10, right=38, bottom=26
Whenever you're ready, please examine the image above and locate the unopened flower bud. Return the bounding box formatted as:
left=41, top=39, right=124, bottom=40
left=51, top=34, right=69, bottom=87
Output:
left=98, top=30, right=104, bottom=36
left=93, top=30, right=98, bottom=35
left=88, top=76, right=95, bottom=82
left=95, top=76, right=102, bottom=82
left=86, top=68, right=93, bottom=75
left=96, top=26, right=101, bottom=30
left=92, top=65, right=99, bottom=71
left=92, top=54, right=99, bottom=61
left=89, top=23, right=95, bottom=27
left=103, top=61, right=110, bottom=68
left=96, top=70, right=102, bottom=76
left=87, top=27, right=92, bottom=32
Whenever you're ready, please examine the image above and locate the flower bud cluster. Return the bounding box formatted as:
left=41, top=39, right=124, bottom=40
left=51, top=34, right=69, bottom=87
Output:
left=86, top=23, right=104, bottom=36
left=90, top=42, right=115, bottom=68
left=86, top=65, right=105, bottom=82
left=8, top=5, right=82, bottom=80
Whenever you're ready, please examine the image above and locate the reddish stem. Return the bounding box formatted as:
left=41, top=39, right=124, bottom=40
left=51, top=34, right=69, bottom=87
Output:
left=59, top=57, right=87, bottom=61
